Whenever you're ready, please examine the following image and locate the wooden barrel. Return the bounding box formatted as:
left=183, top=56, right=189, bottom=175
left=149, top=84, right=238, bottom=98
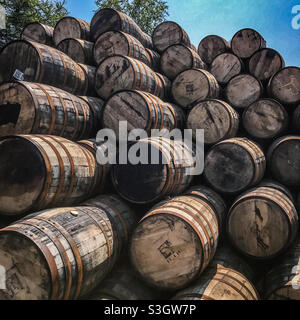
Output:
left=198, top=35, right=231, bottom=65
left=267, top=136, right=300, bottom=186
left=258, top=179, right=294, bottom=202
left=21, top=22, right=54, bottom=46
left=225, top=74, right=263, bottom=109
left=231, top=28, right=266, bottom=59
left=53, top=16, right=90, bottom=45
left=112, top=137, right=195, bottom=204
left=156, top=72, right=171, bottom=101
left=292, top=105, right=300, bottom=133
left=0, top=204, right=135, bottom=300
left=57, top=38, right=94, bottom=65
left=93, top=30, right=149, bottom=67
left=242, top=99, right=288, bottom=140
left=268, top=67, right=300, bottom=106
left=227, top=186, right=298, bottom=260
left=78, top=63, right=97, bottom=97
left=152, top=21, right=191, bottom=53
left=0, top=40, right=87, bottom=95
left=0, top=135, right=104, bottom=217
left=130, top=195, right=221, bottom=290
left=210, top=53, right=244, bottom=85
left=145, top=48, right=161, bottom=72
left=248, top=48, right=285, bottom=82
left=0, top=81, right=93, bottom=140
left=186, top=99, right=239, bottom=144
left=204, top=138, right=266, bottom=194
left=171, top=69, right=220, bottom=109
left=160, top=44, right=206, bottom=80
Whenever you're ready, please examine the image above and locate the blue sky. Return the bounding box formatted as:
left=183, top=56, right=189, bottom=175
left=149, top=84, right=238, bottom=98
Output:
left=66, top=0, right=300, bottom=66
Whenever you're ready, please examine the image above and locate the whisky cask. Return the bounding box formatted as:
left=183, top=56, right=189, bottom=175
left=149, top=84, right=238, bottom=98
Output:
left=258, top=179, right=294, bottom=202
left=78, top=64, right=97, bottom=97
left=145, top=48, right=161, bottom=72
left=21, top=22, right=54, bottom=46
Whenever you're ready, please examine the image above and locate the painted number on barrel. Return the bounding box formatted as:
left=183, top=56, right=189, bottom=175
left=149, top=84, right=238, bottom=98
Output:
left=158, top=240, right=181, bottom=263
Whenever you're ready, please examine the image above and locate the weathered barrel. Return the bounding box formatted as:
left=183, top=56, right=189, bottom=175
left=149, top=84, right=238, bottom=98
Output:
left=53, top=16, right=90, bottom=45
left=210, top=53, right=244, bottom=85
left=242, top=99, right=288, bottom=140
left=198, top=35, right=231, bottom=65
left=0, top=203, right=135, bottom=300
left=130, top=195, right=222, bottom=290
left=258, top=179, right=294, bottom=202
left=78, top=63, right=97, bottom=97
left=156, top=72, right=172, bottom=101
left=248, top=48, right=285, bottom=82
left=186, top=99, right=239, bottom=144
left=231, top=28, right=266, bottom=59
left=204, top=138, right=266, bottom=194
left=93, top=30, right=149, bottom=66
left=225, top=74, right=263, bottom=109
left=0, top=135, right=104, bottom=216
left=21, top=22, right=54, bottom=46
left=267, top=136, right=300, bottom=186
left=160, top=44, right=206, bottom=80
left=112, top=137, right=195, bottom=204
left=0, top=40, right=87, bottom=95
left=267, top=67, right=300, bottom=106
left=171, top=69, right=220, bottom=109
left=0, top=81, right=93, bottom=140
left=227, top=186, right=298, bottom=260
left=152, top=21, right=191, bottom=53
left=57, top=38, right=94, bottom=65
left=145, top=48, right=161, bottom=72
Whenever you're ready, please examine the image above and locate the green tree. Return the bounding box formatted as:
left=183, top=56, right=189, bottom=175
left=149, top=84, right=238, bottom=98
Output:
left=95, top=0, right=169, bottom=34
left=0, top=0, right=68, bottom=46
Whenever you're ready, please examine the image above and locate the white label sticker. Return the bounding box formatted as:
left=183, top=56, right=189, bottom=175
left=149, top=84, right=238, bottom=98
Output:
left=13, top=69, right=24, bottom=81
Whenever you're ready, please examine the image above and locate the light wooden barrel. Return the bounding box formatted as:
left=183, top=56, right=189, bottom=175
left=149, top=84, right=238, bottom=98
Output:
left=93, top=30, right=149, bottom=66
left=21, top=22, right=54, bottom=46
left=0, top=81, right=93, bottom=140
left=160, top=44, right=206, bottom=80
left=0, top=40, right=87, bottom=95
left=227, top=186, right=298, bottom=259
left=186, top=99, right=239, bottom=144
left=242, top=99, right=288, bottom=139
left=267, top=136, right=300, bottom=186
left=231, top=28, right=266, bottom=59
left=248, top=48, right=285, bottom=82
left=204, top=138, right=266, bottom=194
left=210, top=53, right=244, bottom=85
left=112, top=137, right=195, bottom=204
left=198, top=35, right=231, bottom=65
left=130, top=195, right=221, bottom=290
left=78, top=63, right=97, bottom=97
left=171, top=69, right=220, bottom=109
left=57, top=38, right=94, bottom=65
left=145, top=48, right=161, bottom=72
left=152, top=21, right=191, bottom=53
left=53, top=16, right=90, bottom=45
left=225, top=74, right=263, bottom=109
left=0, top=135, right=104, bottom=216
left=0, top=204, right=135, bottom=300
left=267, top=67, right=300, bottom=105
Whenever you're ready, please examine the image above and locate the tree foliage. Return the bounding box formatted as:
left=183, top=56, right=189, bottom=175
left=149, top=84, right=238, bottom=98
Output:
left=95, top=0, right=169, bottom=35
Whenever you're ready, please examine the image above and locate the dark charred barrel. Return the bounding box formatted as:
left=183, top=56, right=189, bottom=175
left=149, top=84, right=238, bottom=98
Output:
left=225, top=74, right=263, bottom=109
left=227, top=186, right=298, bottom=260
left=130, top=195, right=222, bottom=290
left=268, top=67, right=300, bottom=106
left=258, top=179, right=294, bottom=202
left=171, top=69, right=220, bottom=109
left=93, top=31, right=149, bottom=67
left=0, top=135, right=104, bottom=217
left=78, top=63, right=97, bottom=97
left=53, top=16, right=90, bottom=45
left=152, top=21, right=191, bottom=53
left=267, top=136, right=300, bottom=186
left=21, top=22, right=54, bottom=46
left=0, top=40, right=87, bottom=95
left=186, top=99, right=239, bottom=144
left=210, top=53, right=244, bottom=85
left=231, top=28, right=266, bottom=59
left=145, top=48, right=161, bottom=71
left=198, top=35, right=231, bottom=65
left=242, top=99, right=289, bottom=140
left=160, top=44, right=206, bottom=80
left=248, top=48, right=285, bottom=82
left=112, top=137, right=195, bottom=204
left=57, top=38, right=94, bottom=65
left=0, top=81, right=93, bottom=140
left=204, top=138, right=266, bottom=194
left=0, top=204, right=136, bottom=300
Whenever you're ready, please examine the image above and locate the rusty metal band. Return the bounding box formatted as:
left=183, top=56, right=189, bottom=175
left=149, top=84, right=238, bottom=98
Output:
left=79, top=145, right=95, bottom=197
left=139, top=91, right=154, bottom=132
left=127, top=57, right=138, bottom=90
left=50, top=86, right=68, bottom=137
left=123, top=33, right=133, bottom=57
left=132, top=59, right=144, bottom=90
left=143, top=92, right=159, bottom=130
